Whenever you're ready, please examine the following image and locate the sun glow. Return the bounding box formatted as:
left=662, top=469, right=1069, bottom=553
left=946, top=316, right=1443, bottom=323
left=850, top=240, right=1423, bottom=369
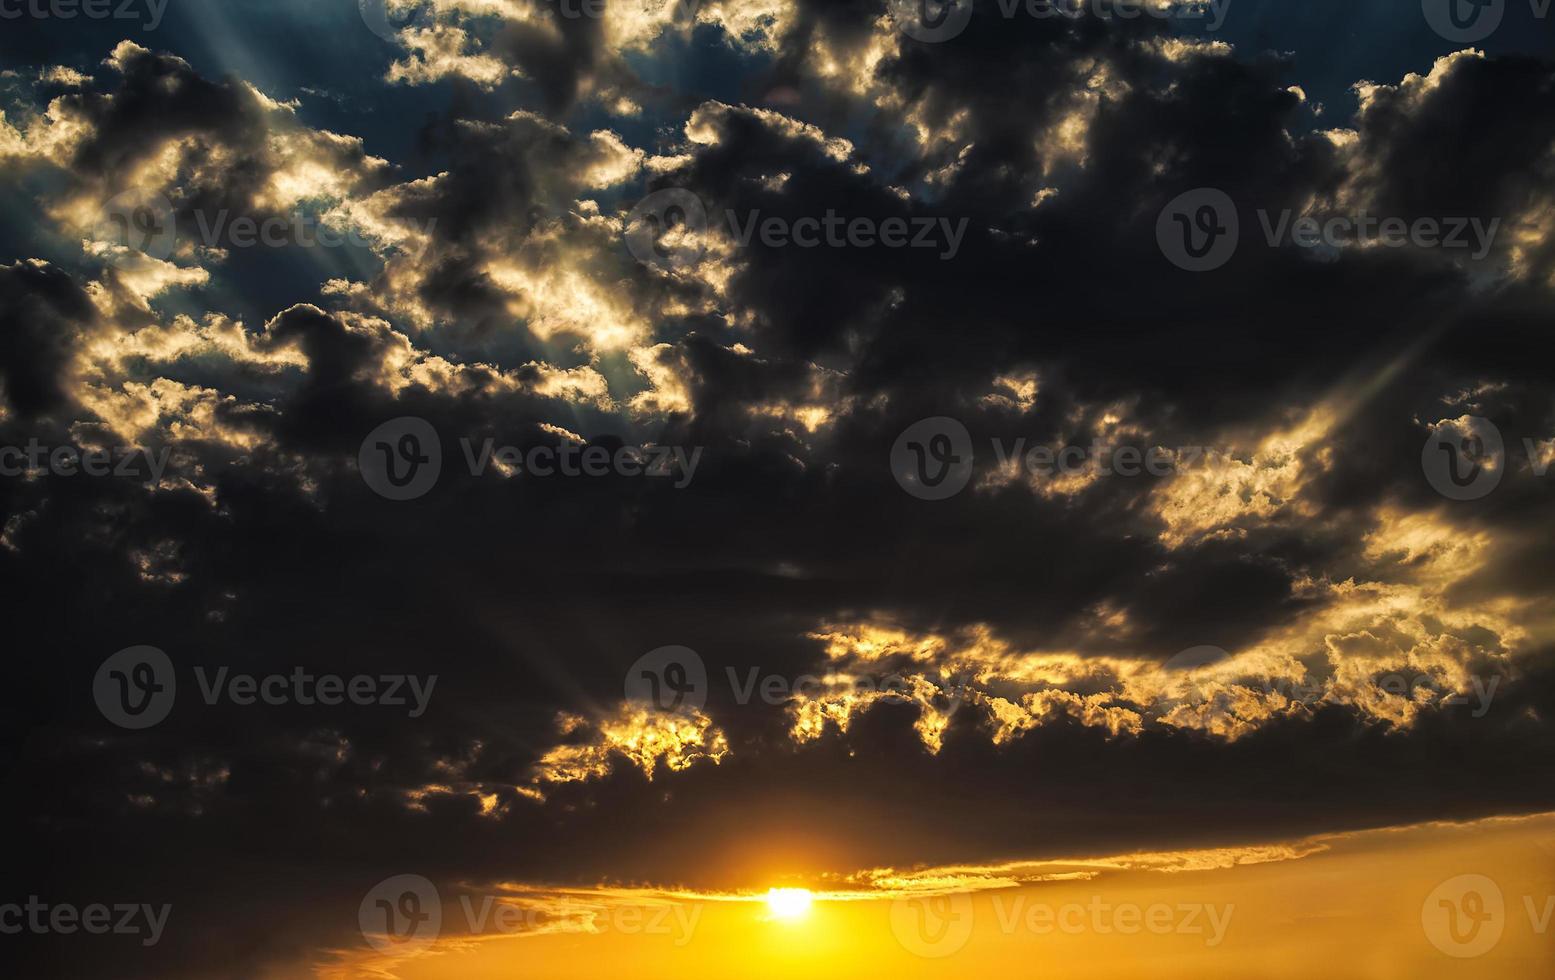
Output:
left=764, top=887, right=813, bottom=921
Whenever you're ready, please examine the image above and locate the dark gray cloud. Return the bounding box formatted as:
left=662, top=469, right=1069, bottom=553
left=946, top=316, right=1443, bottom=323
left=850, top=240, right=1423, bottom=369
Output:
left=3, top=5, right=1555, bottom=976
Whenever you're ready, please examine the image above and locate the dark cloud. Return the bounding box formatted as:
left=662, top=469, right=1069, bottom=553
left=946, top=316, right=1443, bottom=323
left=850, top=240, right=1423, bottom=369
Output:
left=0, top=260, right=97, bottom=416
left=3, top=6, right=1555, bottom=977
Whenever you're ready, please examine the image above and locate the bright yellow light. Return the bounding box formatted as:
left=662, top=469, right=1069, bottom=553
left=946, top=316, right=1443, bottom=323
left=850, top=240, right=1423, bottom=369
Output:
left=764, top=887, right=813, bottom=921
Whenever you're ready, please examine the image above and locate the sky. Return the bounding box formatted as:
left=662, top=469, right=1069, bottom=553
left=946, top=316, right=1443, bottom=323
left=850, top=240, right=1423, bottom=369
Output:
left=2, top=0, right=1554, bottom=976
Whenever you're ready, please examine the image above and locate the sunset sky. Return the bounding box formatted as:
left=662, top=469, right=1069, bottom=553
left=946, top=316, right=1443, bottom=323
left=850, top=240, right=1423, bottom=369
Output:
left=3, top=0, right=1555, bottom=977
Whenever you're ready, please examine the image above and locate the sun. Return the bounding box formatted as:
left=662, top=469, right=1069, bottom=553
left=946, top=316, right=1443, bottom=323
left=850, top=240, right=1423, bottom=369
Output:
left=764, top=887, right=813, bottom=922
